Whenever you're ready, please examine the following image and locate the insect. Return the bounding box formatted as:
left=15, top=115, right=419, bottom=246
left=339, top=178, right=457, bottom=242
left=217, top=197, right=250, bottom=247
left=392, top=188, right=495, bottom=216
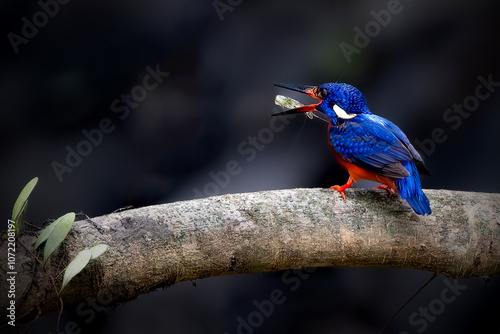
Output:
left=272, top=83, right=431, bottom=215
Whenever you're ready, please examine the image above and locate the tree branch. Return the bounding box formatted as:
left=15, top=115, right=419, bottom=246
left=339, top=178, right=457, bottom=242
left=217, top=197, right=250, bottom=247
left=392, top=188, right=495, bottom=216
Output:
left=1, top=188, right=499, bottom=324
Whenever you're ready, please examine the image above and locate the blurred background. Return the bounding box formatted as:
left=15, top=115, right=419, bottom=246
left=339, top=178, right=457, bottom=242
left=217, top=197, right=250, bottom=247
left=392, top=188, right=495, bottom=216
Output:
left=1, top=0, right=500, bottom=333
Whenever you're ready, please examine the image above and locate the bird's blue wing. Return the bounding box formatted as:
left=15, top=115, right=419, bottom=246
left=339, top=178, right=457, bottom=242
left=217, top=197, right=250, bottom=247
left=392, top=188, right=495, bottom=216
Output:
left=372, top=115, right=426, bottom=163
left=373, top=116, right=431, bottom=175
left=329, top=114, right=419, bottom=179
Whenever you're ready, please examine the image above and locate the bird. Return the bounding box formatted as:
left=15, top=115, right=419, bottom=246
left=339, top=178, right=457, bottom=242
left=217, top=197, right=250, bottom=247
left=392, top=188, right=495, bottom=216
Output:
left=272, top=82, right=431, bottom=215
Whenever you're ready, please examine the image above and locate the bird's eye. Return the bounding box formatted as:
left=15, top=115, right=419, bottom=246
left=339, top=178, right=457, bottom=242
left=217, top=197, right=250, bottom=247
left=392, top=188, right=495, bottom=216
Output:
left=314, top=88, right=327, bottom=99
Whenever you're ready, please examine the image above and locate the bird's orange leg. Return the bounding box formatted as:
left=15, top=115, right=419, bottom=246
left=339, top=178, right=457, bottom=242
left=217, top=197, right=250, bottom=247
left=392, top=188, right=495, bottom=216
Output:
left=330, top=177, right=354, bottom=201
left=374, top=184, right=393, bottom=197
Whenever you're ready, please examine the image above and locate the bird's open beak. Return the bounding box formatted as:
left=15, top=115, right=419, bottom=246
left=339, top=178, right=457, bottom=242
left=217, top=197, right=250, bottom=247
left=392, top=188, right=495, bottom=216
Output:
left=271, top=83, right=321, bottom=116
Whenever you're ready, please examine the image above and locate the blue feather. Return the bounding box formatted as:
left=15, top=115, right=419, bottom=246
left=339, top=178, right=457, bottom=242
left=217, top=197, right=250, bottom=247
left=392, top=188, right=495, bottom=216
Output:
left=329, top=115, right=414, bottom=178
left=396, top=161, right=431, bottom=215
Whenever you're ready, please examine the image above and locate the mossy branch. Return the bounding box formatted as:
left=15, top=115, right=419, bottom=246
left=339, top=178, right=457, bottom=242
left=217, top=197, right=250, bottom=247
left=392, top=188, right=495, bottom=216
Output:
left=1, top=188, right=499, bottom=324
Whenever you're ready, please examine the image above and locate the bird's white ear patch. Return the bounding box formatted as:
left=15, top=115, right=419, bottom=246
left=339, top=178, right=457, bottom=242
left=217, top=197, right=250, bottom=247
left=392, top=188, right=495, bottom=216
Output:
left=333, top=104, right=356, bottom=119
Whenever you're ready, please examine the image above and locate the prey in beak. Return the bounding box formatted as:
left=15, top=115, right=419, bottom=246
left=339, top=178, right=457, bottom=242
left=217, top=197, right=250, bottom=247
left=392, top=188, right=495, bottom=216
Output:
left=271, top=83, right=322, bottom=116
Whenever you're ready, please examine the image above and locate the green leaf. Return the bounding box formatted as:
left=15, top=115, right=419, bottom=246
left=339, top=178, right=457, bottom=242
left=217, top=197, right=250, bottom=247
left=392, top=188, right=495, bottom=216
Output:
left=90, top=244, right=108, bottom=260
left=11, top=177, right=38, bottom=235
left=15, top=206, right=27, bottom=236
left=35, top=219, right=57, bottom=249
left=60, top=244, right=109, bottom=292
left=60, top=249, right=92, bottom=292
left=34, top=212, right=75, bottom=262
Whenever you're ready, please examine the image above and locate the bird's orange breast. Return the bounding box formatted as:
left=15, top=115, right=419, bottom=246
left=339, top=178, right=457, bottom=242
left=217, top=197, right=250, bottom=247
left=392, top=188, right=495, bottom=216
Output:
left=330, top=148, right=398, bottom=193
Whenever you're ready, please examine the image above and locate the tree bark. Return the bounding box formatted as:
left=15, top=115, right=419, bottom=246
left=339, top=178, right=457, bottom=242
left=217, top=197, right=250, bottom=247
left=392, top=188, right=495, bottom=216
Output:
left=1, top=188, right=499, bottom=324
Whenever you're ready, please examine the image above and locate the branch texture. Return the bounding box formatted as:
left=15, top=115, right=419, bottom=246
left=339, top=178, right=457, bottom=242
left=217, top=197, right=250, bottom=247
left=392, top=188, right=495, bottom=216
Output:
left=1, top=188, right=499, bottom=323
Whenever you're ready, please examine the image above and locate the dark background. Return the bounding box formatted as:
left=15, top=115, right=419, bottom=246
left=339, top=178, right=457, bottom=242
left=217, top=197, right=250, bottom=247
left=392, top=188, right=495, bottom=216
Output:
left=2, top=0, right=500, bottom=333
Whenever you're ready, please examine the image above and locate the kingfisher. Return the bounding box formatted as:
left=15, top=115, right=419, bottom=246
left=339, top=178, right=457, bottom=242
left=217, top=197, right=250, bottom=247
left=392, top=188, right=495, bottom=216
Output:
left=272, top=83, right=431, bottom=215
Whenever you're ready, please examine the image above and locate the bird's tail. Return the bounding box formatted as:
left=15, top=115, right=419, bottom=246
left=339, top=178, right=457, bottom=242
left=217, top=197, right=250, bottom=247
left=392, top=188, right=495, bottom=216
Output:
left=396, top=161, right=431, bottom=215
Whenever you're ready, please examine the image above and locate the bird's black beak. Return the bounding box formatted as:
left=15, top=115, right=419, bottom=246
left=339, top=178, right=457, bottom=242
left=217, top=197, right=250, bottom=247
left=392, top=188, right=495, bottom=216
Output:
left=271, top=83, right=321, bottom=116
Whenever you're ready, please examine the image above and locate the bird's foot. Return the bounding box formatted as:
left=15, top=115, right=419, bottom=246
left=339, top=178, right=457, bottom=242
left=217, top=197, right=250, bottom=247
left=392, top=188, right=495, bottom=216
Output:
left=330, top=177, right=354, bottom=201
left=374, top=185, right=393, bottom=197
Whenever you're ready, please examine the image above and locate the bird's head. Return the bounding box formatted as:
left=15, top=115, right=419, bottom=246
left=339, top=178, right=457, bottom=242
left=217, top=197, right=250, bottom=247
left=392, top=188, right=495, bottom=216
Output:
left=272, top=83, right=371, bottom=123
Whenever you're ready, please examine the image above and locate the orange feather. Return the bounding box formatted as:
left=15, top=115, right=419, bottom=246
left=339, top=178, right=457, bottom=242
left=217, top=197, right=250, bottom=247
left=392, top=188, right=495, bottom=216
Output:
left=330, top=148, right=398, bottom=194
